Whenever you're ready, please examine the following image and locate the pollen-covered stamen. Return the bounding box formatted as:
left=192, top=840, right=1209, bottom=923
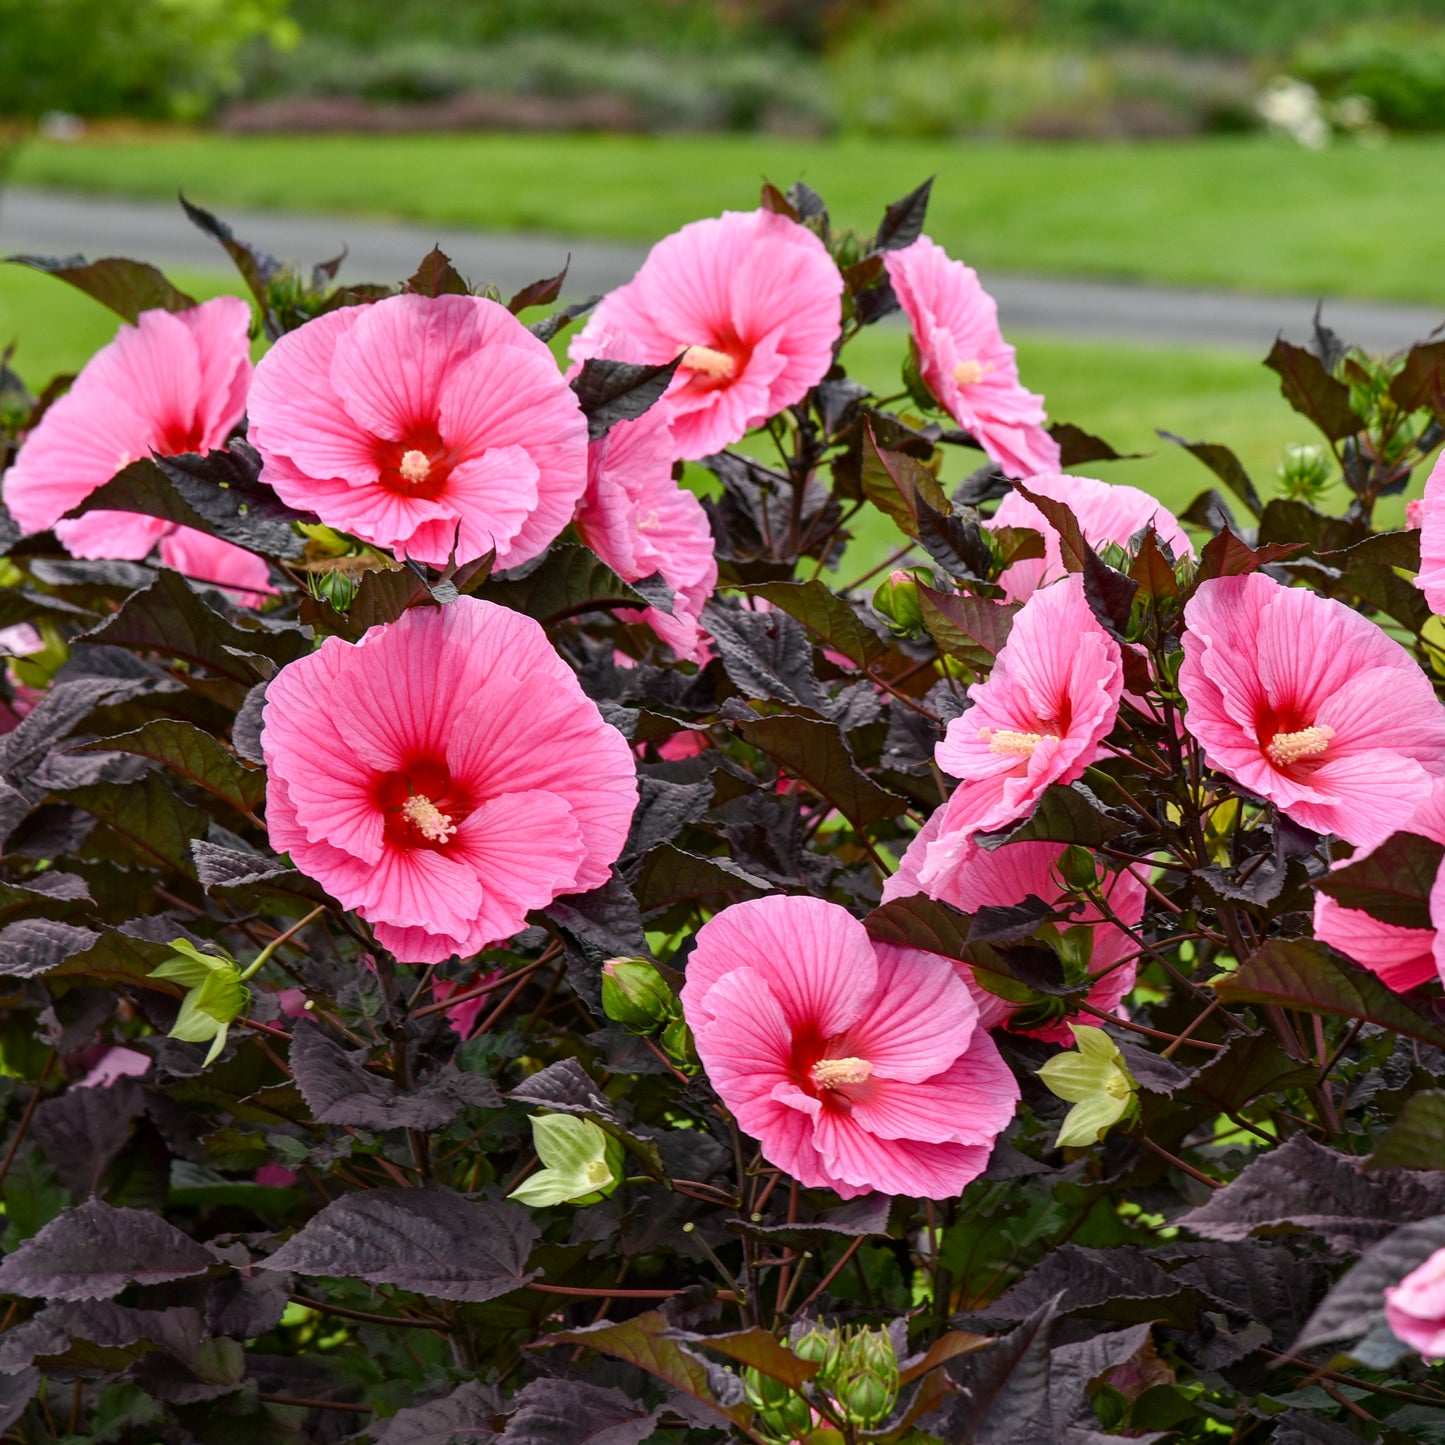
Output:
left=1266, top=724, right=1335, bottom=767
left=952, top=359, right=994, bottom=386
left=811, top=1056, right=873, bottom=1090
left=401, top=793, right=457, bottom=843
left=980, top=726, right=1053, bottom=759
left=682, top=345, right=737, bottom=381
left=398, top=449, right=432, bottom=485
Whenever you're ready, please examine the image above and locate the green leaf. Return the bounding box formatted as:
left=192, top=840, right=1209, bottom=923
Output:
left=76, top=719, right=265, bottom=818
left=509, top=1115, right=623, bottom=1208
left=1216, top=938, right=1445, bottom=1049
left=742, top=581, right=887, bottom=668
left=1369, top=1090, right=1445, bottom=1171
left=730, top=712, right=908, bottom=828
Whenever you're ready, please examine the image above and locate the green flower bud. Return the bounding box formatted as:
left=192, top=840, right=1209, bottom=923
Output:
left=755, top=1392, right=815, bottom=1442
left=309, top=568, right=358, bottom=612
left=660, top=1014, right=698, bottom=1073
left=743, top=1365, right=797, bottom=1410
left=149, top=940, right=248, bottom=1066
left=872, top=568, right=928, bottom=635
left=1056, top=844, right=1100, bottom=893
left=834, top=1327, right=899, bottom=1428
left=600, top=956, right=675, bottom=1033
left=1037, top=1024, right=1139, bottom=1147
left=791, top=1321, right=842, bottom=1378
left=1277, top=442, right=1332, bottom=503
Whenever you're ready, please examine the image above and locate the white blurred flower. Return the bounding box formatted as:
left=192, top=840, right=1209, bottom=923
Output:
left=1258, top=76, right=1330, bottom=149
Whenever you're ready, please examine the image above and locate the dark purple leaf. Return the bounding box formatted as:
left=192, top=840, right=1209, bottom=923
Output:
left=498, top=1379, right=660, bottom=1445
left=1158, top=432, right=1263, bottom=518
left=0, top=1199, right=213, bottom=1300
left=8, top=253, right=196, bottom=324
left=873, top=175, right=933, bottom=252
left=261, top=1187, right=537, bottom=1302
left=1314, top=831, right=1443, bottom=929
left=404, top=247, right=470, bottom=297
left=506, top=261, right=568, bottom=315
left=1265, top=338, right=1364, bottom=441
left=571, top=356, right=681, bottom=441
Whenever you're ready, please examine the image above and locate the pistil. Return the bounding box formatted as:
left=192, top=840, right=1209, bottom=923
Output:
left=682, top=345, right=737, bottom=381
left=980, top=727, right=1052, bottom=759
left=401, top=793, right=457, bottom=843
left=811, top=1056, right=873, bottom=1090
left=1266, top=724, right=1334, bottom=767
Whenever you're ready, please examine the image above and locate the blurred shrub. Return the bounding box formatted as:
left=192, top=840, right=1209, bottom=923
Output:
left=841, top=0, right=1445, bottom=58
left=285, top=0, right=743, bottom=51
left=1291, top=25, right=1445, bottom=130
left=243, top=35, right=833, bottom=132
left=0, top=0, right=296, bottom=120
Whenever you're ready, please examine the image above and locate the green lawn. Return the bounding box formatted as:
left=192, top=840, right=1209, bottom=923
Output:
left=0, top=261, right=1397, bottom=567
left=12, top=131, right=1445, bottom=305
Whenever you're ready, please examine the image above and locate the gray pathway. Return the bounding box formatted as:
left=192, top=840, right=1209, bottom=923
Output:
left=2, top=185, right=1442, bottom=353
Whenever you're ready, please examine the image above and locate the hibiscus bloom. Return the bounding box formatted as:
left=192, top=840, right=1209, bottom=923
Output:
left=885, top=817, right=1144, bottom=1043
left=2, top=297, right=271, bottom=605
left=1386, top=1247, right=1445, bottom=1360
left=261, top=597, right=637, bottom=964
left=916, top=576, right=1123, bottom=894
left=682, top=895, right=1018, bottom=1199
left=1180, top=573, right=1445, bottom=846
left=568, top=209, right=842, bottom=461
left=248, top=293, right=587, bottom=569
left=989, top=472, right=1194, bottom=602
left=884, top=236, right=1059, bottom=479
left=572, top=403, right=716, bottom=662
left=1416, top=453, right=1445, bottom=611
left=1314, top=780, right=1445, bottom=992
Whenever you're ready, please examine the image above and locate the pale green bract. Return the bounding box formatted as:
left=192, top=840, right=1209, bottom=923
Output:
left=1036, top=1023, right=1138, bottom=1148
left=149, top=938, right=249, bottom=1067
left=508, top=1114, right=624, bottom=1208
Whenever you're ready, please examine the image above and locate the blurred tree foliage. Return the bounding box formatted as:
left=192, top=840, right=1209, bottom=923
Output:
left=0, top=0, right=296, bottom=121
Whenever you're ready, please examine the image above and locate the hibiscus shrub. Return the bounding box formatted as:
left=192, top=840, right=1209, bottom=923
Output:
left=3, top=179, right=1445, bottom=1442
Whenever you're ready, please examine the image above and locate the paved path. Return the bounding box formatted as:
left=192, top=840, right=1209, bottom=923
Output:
left=3, top=185, right=1442, bottom=352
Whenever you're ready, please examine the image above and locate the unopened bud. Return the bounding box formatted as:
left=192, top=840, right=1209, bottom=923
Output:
left=834, top=1326, right=899, bottom=1427
left=600, top=956, right=674, bottom=1033
left=1056, top=844, right=1100, bottom=893
left=743, top=1365, right=796, bottom=1410
left=872, top=567, right=929, bottom=635
left=791, top=1321, right=842, bottom=1378
left=660, top=1014, right=698, bottom=1072
left=1277, top=442, right=1331, bottom=501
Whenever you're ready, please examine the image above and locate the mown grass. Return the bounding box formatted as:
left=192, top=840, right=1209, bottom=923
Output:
left=12, top=131, right=1445, bottom=303
left=0, top=261, right=1398, bottom=571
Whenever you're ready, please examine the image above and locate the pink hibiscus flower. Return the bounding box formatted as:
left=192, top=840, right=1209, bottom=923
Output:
left=883, top=236, right=1059, bottom=479
left=682, top=895, right=1018, bottom=1199
left=915, top=576, right=1123, bottom=894
left=2, top=297, right=271, bottom=605
left=247, top=293, right=587, bottom=569
left=568, top=209, right=842, bottom=461
left=1180, top=573, right=1445, bottom=846
left=1314, top=779, right=1445, bottom=992
left=885, top=817, right=1145, bottom=1043
left=572, top=403, right=717, bottom=662
left=1386, top=1247, right=1445, bottom=1360
left=989, top=472, right=1194, bottom=602
left=261, top=597, right=637, bottom=964
left=1417, top=453, right=1445, bottom=611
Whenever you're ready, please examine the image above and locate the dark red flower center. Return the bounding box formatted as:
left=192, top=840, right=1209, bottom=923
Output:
left=374, top=424, right=451, bottom=501
left=1255, top=704, right=1334, bottom=774
left=376, top=759, right=472, bottom=851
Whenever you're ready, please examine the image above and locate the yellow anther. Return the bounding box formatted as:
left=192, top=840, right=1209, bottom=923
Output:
left=682, top=345, right=737, bottom=381
left=1266, top=725, right=1334, bottom=767
left=952, top=359, right=993, bottom=386
left=399, top=449, right=432, bottom=484
left=401, top=794, right=457, bottom=843
left=811, top=1056, right=873, bottom=1090
left=981, top=727, right=1051, bottom=760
